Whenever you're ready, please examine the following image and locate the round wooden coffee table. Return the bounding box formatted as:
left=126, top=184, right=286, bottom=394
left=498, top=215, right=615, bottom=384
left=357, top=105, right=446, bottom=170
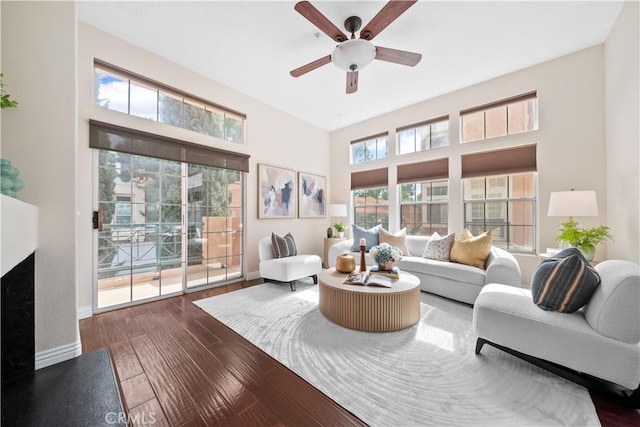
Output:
left=318, top=268, right=421, bottom=332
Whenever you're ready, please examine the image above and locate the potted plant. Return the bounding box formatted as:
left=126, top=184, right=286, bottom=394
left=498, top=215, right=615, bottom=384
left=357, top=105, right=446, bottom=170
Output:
left=333, top=222, right=347, bottom=238
left=1, top=73, right=19, bottom=109
left=556, top=218, right=612, bottom=261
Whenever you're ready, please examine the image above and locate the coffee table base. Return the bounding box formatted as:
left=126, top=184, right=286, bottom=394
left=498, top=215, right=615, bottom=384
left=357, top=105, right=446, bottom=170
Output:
left=319, top=282, right=420, bottom=332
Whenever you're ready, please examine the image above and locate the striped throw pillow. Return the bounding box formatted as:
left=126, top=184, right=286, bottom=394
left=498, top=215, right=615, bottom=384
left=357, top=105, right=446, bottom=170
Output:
left=271, top=232, right=297, bottom=258
left=531, top=247, right=601, bottom=313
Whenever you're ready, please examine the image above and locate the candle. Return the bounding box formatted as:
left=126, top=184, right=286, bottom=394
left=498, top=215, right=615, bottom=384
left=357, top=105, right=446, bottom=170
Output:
left=359, top=238, right=366, bottom=246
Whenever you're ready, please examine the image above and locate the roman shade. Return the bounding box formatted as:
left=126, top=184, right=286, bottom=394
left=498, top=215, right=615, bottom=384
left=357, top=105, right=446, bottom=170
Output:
left=461, top=144, right=536, bottom=178
left=89, top=120, right=250, bottom=172
left=350, top=168, right=388, bottom=190
left=397, top=158, right=449, bottom=184
left=396, top=115, right=449, bottom=133
left=460, top=91, right=537, bottom=116
left=350, top=132, right=388, bottom=144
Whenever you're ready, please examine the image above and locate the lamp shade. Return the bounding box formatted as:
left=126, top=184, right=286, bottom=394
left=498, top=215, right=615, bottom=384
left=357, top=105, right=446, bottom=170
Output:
left=331, top=39, right=376, bottom=72
left=548, top=190, right=598, bottom=217
left=329, top=204, right=347, bottom=217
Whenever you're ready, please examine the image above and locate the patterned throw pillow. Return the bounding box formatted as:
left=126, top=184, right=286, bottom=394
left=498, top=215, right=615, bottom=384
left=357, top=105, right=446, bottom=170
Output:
left=422, top=232, right=455, bottom=261
left=351, top=224, right=382, bottom=252
left=449, top=229, right=493, bottom=269
left=531, top=247, right=601, bottom=313
left=271, top=232, right=297, bottom=258
left=379, top=227, right=410, bottom=256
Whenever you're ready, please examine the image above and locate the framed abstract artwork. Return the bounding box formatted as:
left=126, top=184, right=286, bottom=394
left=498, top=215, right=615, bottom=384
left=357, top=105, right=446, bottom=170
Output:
left=298, top=172, right=326, bottom=218
left=258, top=164, right=296, bottom=219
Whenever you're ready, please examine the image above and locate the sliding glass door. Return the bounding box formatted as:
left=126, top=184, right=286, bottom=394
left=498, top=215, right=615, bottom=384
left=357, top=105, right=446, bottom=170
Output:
left=96, top=150, right=244, bottom=310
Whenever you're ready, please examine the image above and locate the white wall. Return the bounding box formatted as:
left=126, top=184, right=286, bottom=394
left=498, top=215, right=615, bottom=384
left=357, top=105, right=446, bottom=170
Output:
left=605, top=1, right=639, bottom=264
left=1, top=2, right=80, bottom=362
left=77, top=23, right=331, bottom=311
left=330, top=46, right=611, bottom=286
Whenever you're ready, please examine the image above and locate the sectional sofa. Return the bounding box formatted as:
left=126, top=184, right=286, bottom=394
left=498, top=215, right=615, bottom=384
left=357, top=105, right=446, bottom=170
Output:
left=328, top=235, right=522, bottom=305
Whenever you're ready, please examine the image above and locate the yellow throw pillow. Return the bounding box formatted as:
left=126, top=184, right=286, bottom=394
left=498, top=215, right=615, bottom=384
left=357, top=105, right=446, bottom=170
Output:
left=379, top=227, right=410, bottom=256
left=450, top=229, right=493, bottom=269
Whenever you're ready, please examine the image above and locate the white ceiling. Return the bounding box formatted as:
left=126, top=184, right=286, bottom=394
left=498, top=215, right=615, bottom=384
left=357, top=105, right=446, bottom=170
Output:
left=78, top=1, right=623, bottom=132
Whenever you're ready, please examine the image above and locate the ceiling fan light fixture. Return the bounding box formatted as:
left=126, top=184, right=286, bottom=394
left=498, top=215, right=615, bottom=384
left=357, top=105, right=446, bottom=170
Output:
left=331, top=39, right=376, bottom=72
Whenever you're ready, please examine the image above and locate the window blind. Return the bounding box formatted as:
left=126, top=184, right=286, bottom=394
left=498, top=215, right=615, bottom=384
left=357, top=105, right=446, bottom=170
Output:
left=89, top=120, right=250, bottom=172
left=461, top=144, right=536, bottom=178
left=396, top=115, right=449, bottom=133
left=350, top=168, right=388, bottom=190
left=460, top=91, right=537, bottom=116
left=397, top=158, right=449, bottom=184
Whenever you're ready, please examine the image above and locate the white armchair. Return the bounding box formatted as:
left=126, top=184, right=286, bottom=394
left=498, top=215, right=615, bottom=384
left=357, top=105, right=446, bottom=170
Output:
left=258, top=237, right=322, bottom=291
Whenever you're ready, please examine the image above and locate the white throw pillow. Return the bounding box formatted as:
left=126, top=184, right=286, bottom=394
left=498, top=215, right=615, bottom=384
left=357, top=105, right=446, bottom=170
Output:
left=422, top=232, right=455, bottom=261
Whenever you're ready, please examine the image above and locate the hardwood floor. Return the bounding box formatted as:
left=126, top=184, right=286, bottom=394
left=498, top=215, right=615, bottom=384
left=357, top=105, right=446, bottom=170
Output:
left=80, top=280, right=640, bottom=427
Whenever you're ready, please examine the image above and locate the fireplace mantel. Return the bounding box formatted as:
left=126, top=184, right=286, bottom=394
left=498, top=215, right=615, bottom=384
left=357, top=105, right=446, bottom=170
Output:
left=1, top=194, right=38, bottom=276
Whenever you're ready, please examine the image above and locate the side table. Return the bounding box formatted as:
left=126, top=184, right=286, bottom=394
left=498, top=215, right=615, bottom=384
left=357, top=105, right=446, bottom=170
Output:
left=323, top=237, right=345, bottom=268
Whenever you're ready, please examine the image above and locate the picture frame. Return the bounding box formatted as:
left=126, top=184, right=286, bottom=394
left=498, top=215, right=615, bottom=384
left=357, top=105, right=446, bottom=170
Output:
left=258, top=163, right=296, bottom=219
left=298, top=171, right=326, bottom=219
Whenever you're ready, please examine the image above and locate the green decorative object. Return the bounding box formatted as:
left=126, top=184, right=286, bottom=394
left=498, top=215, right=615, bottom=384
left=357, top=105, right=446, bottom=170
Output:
left=1, top=73, right=19, bottom=109
left=556, top=218, right=612, bottom=261
left=0, top=159, right=23, bottom=198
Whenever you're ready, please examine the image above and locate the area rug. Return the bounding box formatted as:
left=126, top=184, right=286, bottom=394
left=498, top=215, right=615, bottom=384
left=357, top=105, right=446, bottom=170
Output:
left=195, top=281, right=600, bottom=426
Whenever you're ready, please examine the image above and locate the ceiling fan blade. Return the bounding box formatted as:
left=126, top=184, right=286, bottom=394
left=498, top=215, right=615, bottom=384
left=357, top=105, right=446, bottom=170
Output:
left=346, top=71, right=359, bottom=94
left=375, top=46, right=422, bottom=66
left=290, top=55, right=332, bottom=78
left=294, top=1, right=348, bottom=42
left=360, top=0, right=418, bottom=41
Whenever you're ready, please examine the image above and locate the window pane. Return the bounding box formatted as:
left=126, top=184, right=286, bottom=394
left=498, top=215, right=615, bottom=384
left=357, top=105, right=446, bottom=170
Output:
left=204, top=108, right=224, bottom=139
left=376, top=137, right=388, bottom=159
left=430, top=121, right=449, bottom=148
left=95, top=69, right=129, bottom=113
left=400, top=183, right=417, bottom=203
left=365, top=140, right=376, bottom=161
left=184, top=101, right=206, bottom=133
left=463, top=178, right=485, bottom=200
left=508, top=99, right=537, bottom=134
left=462, top=111, right=484, bottom=143
left=130, top=81, right=158, bottom=120
left=417, top=125, right=430, bottom=151
left=159, top=91, right=183, bottom=127
left=486, top=176, right=507, bottom=199
left=431, top=180, right=448, bottom=201
left=509, top=173, right=534, bottom=197
left=398, top=129, right=415, bottom=155
left=485, top=106, right=507, bottom=139
left=224, top=114, right=243, bottom=143
left=352, top=142, right=366, bottom=164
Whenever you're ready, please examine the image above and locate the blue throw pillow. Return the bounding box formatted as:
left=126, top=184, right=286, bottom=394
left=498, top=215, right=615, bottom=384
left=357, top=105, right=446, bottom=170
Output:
left=351, top=224, right=382, bottom=252
left=531, top=247, right=601, bottom=313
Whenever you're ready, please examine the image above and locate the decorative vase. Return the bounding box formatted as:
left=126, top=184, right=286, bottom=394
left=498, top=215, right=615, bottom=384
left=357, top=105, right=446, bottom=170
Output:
left=579, top=245, right=596, bottom=262
left=338, top=231, right=344, bottom=238
left=336, top=253, right=356, bottom=273
left=378, top=262, right=395, bottom=271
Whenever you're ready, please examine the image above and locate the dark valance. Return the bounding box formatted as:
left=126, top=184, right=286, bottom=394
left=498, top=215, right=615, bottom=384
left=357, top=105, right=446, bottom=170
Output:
left=397, top=158, right=449, bottom=184
left=89, top=120, right=250, bottom=172
left=461, top=144, right=537, bottom=178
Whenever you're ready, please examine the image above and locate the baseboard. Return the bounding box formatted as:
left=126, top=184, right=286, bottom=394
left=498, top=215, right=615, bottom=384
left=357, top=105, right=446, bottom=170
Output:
left=246, top=270, right=261, bottom=281
left=35, top=340, right=82, bottom=370
left=77, top=305, right=93, bottom=320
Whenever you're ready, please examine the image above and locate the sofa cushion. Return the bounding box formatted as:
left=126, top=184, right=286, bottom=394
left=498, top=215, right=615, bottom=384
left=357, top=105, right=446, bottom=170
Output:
left=422, top=232, right=455, bottom=261
left=531, top=247, right=600, bottom=313
left=351, top=224, right=382, bottom=251
left=379, top=227, right=410, bottom=256
left=271, top=232, right=297, bottom=258
left=450, top=229, right=493, bottom=269
left=398, top=256, right=485, bottom=286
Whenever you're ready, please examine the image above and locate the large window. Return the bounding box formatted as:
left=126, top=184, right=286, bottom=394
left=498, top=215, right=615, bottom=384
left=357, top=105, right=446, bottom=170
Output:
left=351, top=133, right=389, bottom=164
left=352, top=187, right=389, bottom=230
left=94, top=61, right=245, bottom=144
left=461, top=91, right=537, bottom=143
left=400, top=180, right=448, bottom=236
left=462, top=173, right=535, bottom=252
left=397, top=116, right=449, bottom=155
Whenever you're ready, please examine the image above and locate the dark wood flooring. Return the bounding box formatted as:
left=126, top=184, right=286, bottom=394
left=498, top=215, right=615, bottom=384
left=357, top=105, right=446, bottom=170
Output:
left=79, top=280, right=640, bottom=427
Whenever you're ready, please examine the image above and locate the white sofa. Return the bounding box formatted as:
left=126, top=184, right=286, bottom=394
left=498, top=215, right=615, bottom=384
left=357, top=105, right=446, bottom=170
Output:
left=473, top=259, right=640, bottom=394
left=258, top=236, right=322, bottom=291
left=328, top=235, right=521, bottom=305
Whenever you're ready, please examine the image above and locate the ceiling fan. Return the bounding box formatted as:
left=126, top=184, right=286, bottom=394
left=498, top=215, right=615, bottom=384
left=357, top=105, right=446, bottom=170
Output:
left=290, top=0, right=422, bottom=94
